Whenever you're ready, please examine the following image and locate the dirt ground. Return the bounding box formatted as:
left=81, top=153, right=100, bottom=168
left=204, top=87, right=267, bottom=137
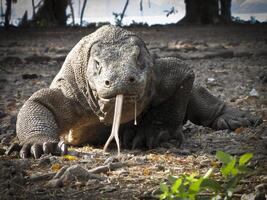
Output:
left=0, top=24, right=267, bottom=200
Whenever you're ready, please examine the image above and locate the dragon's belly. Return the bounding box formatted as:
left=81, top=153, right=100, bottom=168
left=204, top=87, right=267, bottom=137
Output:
left=60, top=116, right=111, bottom=146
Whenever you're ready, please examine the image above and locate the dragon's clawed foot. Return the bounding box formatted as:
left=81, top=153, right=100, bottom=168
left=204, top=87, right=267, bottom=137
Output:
left=122, top=126, right=184, bottom=150
left=212, top=107, right=262, bottom=130
left=6, top=141, right=68, bottom=159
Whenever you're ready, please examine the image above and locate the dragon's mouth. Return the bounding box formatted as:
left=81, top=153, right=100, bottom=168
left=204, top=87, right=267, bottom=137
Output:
left=98, top=94, right=139, bottom=103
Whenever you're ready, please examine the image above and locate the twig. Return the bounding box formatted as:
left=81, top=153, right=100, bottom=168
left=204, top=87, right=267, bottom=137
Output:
left=70, top=185, right=100, bottom=197
left=30, top=172, right=56, bottom=182
left=87, top=162, right=124, bottom=174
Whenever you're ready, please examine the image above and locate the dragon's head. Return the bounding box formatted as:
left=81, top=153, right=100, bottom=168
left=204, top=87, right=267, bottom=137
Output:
left=86, top=26, right=154, bottom=125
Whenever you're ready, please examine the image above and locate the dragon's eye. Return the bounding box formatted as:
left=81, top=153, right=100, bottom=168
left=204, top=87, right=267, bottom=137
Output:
left=94, top=60, right=102, bottom=75
left=137, top=51, right=146, bottom=70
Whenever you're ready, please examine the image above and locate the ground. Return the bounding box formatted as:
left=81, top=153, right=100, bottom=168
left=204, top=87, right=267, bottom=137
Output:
left=0, top=24, right=266, bottom=200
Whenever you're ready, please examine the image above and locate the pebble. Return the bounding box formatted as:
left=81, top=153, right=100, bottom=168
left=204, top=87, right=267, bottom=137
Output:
left=100, top=185, right=116, bottom=193
left=249, top=88, right=259, bottom=97
left=47, top=178, right=63, bottom=187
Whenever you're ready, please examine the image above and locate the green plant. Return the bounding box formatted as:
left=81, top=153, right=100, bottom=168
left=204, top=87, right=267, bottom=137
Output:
left=159, top=151, right=253, bottom=200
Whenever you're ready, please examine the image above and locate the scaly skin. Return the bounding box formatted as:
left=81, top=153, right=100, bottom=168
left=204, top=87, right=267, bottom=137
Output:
left=6, top=25, right=262, bottom=158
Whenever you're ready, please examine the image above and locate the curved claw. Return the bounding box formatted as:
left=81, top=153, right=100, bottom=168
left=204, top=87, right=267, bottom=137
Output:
left=6, top=141, right=68, bottom=159
left=20, top=143, right=31, bottom=158
left=31, top=143, right=43, bottom=159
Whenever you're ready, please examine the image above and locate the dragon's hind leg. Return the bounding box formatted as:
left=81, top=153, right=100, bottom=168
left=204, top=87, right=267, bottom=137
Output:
left=186, top=84, right=262, bottom=130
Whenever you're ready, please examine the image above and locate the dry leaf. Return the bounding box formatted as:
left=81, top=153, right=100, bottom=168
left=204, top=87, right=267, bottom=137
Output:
left=143, top=168, right=151, bottom=176
left=62, top=155, right=78, bottom=161
left=51, top=163, right=62, bottom=172
left=235, top=127, right=244, bottom=134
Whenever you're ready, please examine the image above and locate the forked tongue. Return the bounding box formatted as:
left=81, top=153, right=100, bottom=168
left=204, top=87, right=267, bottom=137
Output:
left=103, top=94, right=124, bottom=156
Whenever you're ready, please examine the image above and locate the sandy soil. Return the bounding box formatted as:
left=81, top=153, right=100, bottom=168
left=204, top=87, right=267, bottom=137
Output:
left=0, top=24, right=266, bottom=200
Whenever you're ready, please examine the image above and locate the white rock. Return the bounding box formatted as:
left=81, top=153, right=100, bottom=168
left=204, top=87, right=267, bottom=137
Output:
left=249, top=88, right=259, bottom=97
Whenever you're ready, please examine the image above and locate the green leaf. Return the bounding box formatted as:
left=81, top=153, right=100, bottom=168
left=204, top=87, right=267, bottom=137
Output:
left=189, top=177, right=203, bottom=193
left=186, top=173, right=197, bottom=182
left=221, top=158, right=236, bottom=177
left=159, top=193, right=168, bottom=200
left=216, top=151, right=232, bottom=164
left=171, top=178, right=182, bottom=193
left=160, top=183, right=169, bottom=193
left=231, top=167, right=238, bottom=176
left=239, top=153, right=253, bottom=166
left=237, top=165, right=252, bottom=174
left=201, top=179, right=222, bottom=193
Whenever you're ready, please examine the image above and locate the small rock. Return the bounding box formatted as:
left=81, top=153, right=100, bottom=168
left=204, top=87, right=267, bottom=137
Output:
left=207, top=77, right=218, bottom=86
left=249, top=88, right=259, bottom=97
left=101, top=185, right=116, bottom=193
left=47, top=178, right=63, bottom=187
left=22, top=74, right=38, bottom=79
left=207, top=77, right=215, bottom=83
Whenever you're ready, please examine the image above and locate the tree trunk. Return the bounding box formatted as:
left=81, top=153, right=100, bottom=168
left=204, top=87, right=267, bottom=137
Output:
left=180, top=0, right=231, bottom=24
left=32, top=0, right=35, bottom=18
left=220, top=0, right=232, bottom=22
left=80, top=0, right=87, bottom=26
left=4, top=0, right=11, bottom=28
left=1, top=0, right=4, bottom=19
left=68, top=0, right=75, bottom=25
left=33, top=0, right=68, bottom=26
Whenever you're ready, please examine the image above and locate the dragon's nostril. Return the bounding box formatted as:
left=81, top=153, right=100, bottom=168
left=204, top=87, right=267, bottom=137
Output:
left=129, top=77, right=135, bottom=83
left=105, top=80, right=110, bottom=86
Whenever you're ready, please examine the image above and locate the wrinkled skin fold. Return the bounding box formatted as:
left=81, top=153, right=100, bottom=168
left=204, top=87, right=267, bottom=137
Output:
left=6, top=25, right=262, bottom=158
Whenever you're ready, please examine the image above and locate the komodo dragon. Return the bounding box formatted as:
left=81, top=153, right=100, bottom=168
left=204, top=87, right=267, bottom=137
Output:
left=6, top=25, right=262, bottom=158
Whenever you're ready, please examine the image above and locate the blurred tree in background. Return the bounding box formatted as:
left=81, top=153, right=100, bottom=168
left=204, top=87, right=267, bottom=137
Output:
left=32, top=0, right=68, bottom=26
left=2, top=0, right=234, bottom=28
left=180, top=0, right=232, bottom=24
